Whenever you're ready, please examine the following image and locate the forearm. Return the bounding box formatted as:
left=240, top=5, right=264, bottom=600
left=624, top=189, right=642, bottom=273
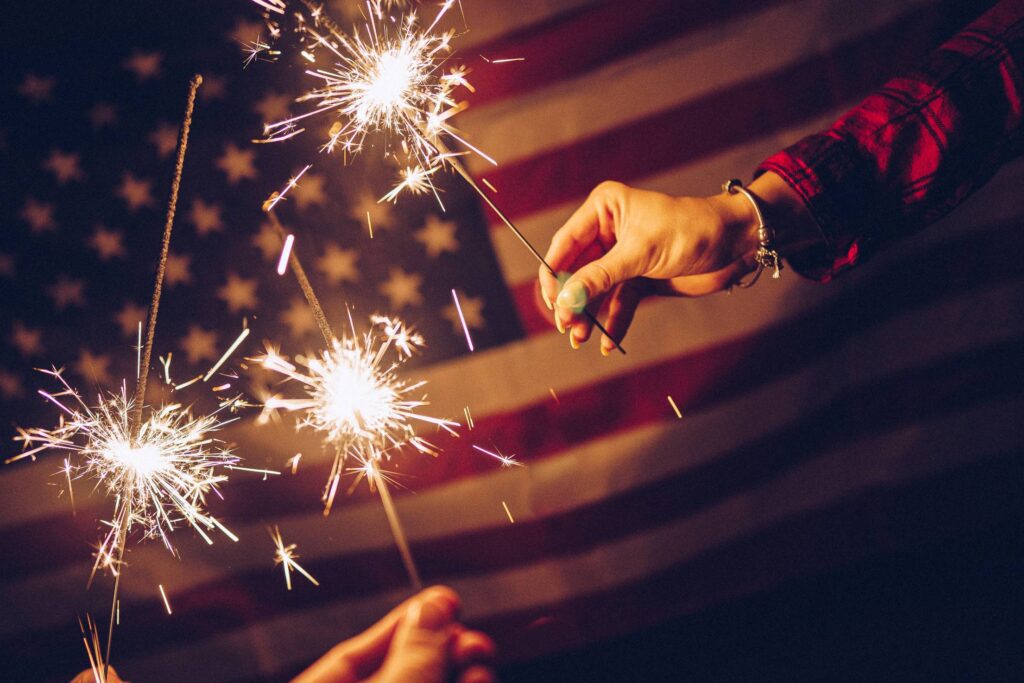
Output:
left=756, top=0, right=1024, bottom=281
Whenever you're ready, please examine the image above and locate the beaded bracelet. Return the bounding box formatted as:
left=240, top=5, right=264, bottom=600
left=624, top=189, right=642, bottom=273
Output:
left=723, top=178, right=782, bottom=287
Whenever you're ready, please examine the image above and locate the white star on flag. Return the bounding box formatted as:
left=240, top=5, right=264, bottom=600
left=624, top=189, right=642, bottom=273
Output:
left=149, top=122, right=179, bottom=158
left=252, top=221, right=284, bottom=261
left=89, top=225, right=127, bottom=261
left=415, top=215, right=460, bottom=258
left=190, top=198, right=225, bottom=236
left=180, top=325, right=219, bottom=364
left=0, top=371, right=23, bottom=400
left=20, top=198, right=57, bottom=233
left=75, top=350, right=114, bottom=387
left=316, top=243, right=360, bottom=285
left=289, top=171, right=327, bottom=211
left=442, top=291, right=486, bottom=333
left=228, top=17, right=264, bottom=45
left=42, top=149, right=85, bottom=184
left=48, top=276, right=86, bottom=310
left=217, top=273, right=259, bottom=313
left=88, top=102, right=117, bottom=129
left=280, top=297, right=317, bottom=339
left=19, top=73, right=55, bottom=103
left=199, top=74, right=227, bottom=101
left=10, top=322, right=43, bottom=357
left=379, top=267, right=424, bottom=309
left=116, top=172, right=155, bottom=212
left=351, top=192, right=393, bottom=230
left=114, top=301, right=147, bottom=337
left=164, top=252, right=193, bottom=287
left=254, top=92, right=291, bottom=122
left=123, top=50, right=163, bottom=81
left=216, top=143, right=258, bottom=184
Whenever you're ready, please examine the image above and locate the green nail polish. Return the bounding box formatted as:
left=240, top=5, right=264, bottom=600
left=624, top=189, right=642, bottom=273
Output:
left=556, top=281, right=588, bottom=313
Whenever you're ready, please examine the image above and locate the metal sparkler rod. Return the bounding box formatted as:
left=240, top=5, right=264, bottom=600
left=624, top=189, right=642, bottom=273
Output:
left=373, top=467, right=423, bottom=590
left=267, top=211, right=424, bottom=591
left=108, top=74, right=201, bottom=681
left=267, top=210, right=335, bottom=344
left=436, top=142, right=627, bottom=355
left=102, top=511, right=129, bottom=681
left=131, top=74, right=203, bottom=433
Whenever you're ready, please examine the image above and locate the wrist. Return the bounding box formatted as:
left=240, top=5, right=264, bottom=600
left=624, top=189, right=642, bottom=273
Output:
left=707, top=190, right=761, bottom=263
left=746, top=171, right=823, bottom=255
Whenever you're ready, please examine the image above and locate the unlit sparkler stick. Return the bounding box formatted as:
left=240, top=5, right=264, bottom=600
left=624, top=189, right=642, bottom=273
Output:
left=131, top=75, right=203, bottom=431
left=109, top=74, right=202, bottom=680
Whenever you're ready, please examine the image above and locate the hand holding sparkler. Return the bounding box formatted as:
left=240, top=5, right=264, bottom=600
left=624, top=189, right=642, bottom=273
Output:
left=538, top=177, right=818, bottom=354
left=293, top=586, right=497, bottom=683
left=250, top=0, right=625, bottom=352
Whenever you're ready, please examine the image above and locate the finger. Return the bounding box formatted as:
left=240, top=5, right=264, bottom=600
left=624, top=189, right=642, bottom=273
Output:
left=538, top=264, right=559, bottom=313
left=293, top=586, right=459, bottom=683
left=540, top=190, right=607, bottom=309
left=555, top=243, right=639, bottom=330
left=457, top=664, right=497, bottom=683
left=450, top=629, right=497, bottom=668
left=567, top=291, right=607, bottom=349
left=668, top=257, right=753, bottom=297
left=71, top=667, right=123, bottom=683
left=375, top=587, right=460, bottom=683
left=599, top=281, right=644, bottom=356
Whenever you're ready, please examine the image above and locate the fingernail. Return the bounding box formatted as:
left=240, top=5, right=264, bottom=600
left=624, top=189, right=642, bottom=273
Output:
left=555, top=315, right=565, bottom=334
left=542, top=292, right=553, bottom=311
left=556, top=281, right=587, bottom=313
left=412, top=593, right=454, bottom=630
left=600, top=343, right=610, bottom=357
left=569, top=331, right=579, bottom=350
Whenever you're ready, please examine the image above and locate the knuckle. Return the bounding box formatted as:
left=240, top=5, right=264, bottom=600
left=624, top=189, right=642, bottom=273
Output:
left=592, top=180, right=624, bottom=200
left=588, top=262, right=614, bottom=293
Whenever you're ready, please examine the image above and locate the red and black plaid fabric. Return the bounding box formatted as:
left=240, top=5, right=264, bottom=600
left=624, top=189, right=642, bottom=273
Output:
left=760, top=0, right=1024, bottom=281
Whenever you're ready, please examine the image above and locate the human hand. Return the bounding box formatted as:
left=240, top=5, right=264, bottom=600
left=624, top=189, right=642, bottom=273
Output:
left=70, top=666, right=125, bottom=682
left=538, top=180, right=761, bottom=354
left=292, top=586, right=496, bottom=683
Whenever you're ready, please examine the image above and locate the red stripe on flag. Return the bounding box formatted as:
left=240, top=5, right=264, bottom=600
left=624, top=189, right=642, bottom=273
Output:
left=461, top=0, right=783, bottom=109
left=476, top=3, right=971, bottom=224
left=6, top=336, right=1024, bottom=679
left=1, top=221, right=1020, bottom=580
left=472, top=454, right=1024, bottom=666
left=9, top=423, right=1024, bottom=679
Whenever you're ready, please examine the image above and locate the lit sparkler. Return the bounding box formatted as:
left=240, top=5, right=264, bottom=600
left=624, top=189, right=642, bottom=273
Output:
left=251, top=0, right=626, bottom=353
left=257, top=314, right=457, bottom=508
left=256, top=212, right=453, bottom=589
left=7, top=75, right=271, bottom=678
left=13, top=369, right=248, bottom=572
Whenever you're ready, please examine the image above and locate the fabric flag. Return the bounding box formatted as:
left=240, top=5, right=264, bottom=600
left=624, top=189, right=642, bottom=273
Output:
left=1, top=0, right=1021, bottom=680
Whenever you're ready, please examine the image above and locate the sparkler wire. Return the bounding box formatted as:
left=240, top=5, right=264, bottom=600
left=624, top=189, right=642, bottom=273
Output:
left=267, top=209, right=424, bottom=590
left=131, top=74, right=203, bottom=432
left=108, top=74, right=202, bottom=680
left=437, top=141, right=626, bottom=355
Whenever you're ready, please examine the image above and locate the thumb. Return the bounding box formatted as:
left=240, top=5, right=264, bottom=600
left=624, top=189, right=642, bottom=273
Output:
left=375, top=587, right=459, bottom=683
left=556, top=245, right=637, bottom=314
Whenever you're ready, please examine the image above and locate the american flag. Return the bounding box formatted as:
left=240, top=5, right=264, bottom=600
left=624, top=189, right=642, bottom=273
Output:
left=2, top=0, right=1022, bottom=680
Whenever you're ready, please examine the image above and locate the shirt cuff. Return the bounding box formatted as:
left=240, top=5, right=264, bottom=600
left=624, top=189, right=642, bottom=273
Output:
left=756, top=132, right=877, bottom=282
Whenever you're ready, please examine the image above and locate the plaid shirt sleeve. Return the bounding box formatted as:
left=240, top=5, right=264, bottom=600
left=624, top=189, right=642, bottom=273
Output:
left=757, top=0, right=1024, bottom=282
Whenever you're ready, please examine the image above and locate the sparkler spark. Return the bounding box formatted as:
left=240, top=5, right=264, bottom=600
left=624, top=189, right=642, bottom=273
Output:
left=257, top=315, right=456, bottom=514
left=254, top=0, right=490, bottom=202
left=14, top=369, right=245, bottom=573
left=471, top=443, right=521, bottom=469
left=251, top=0, right=627, bottom=354
left=270, top=525, right=319, bottom=590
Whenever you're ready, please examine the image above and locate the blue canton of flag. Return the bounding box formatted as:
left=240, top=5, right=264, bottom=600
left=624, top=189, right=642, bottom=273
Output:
left=0, top=0, right=521, bottom=429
